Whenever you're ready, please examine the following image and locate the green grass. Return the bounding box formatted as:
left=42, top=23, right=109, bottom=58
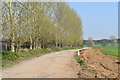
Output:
left=74, top=53, right=89, bottom=70
left=2, top=48, right=54, bottom=67
left=2, top=47, right=81, bottom=68
left=61, top=47, right=79, bottom=50
left=74, top=53, right=84, bottom=66
left=92, top=44, right=119, bottom=57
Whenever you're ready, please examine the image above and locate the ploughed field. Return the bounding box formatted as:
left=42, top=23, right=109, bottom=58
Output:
left=76, top=49, right=120, bottom=78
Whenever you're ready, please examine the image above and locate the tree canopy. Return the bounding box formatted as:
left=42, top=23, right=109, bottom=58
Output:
left=1, top=2, right=83, bottom=52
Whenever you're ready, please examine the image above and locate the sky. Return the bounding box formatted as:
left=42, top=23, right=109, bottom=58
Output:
left=68, top=2, right=118, bottom=40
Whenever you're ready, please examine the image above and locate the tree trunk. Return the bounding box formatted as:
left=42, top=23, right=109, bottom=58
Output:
left=11, top=33, right=15, bottom=52
left=5, top=43, right=7, bottom=51
left=9, top=1, right=15, bottom=52
left=16, top=41, right=21, bottom=51
left=55, top=41, right=58, bottom=47
left=30, top=36, right=32, bottom=49
left=33, top=41, right=36, bottom=50
left=38, top=42, right=41, bottom=49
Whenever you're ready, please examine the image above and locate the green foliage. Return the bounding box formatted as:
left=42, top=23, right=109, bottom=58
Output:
left=54, top=3, right=83, bottom=47
left=62, top=47, right=78, bottom=50
left=2, top=2, right=83, bottom=52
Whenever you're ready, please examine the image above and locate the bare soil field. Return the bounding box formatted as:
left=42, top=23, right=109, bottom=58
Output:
left=77, top=49, right=120, bottom=78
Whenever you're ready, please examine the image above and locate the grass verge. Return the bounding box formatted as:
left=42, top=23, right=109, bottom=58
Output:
left=74, top=53, right=85, bottom=66
left=74, top=51, right=98, bottom=74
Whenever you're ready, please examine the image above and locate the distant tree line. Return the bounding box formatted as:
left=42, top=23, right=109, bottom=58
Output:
left=84, top=37, right=119, bottom=46
left=1, top=2, right=83, bottom=52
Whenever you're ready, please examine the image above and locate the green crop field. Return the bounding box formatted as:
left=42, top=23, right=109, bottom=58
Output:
left=93, top=44, right=119, bottom=57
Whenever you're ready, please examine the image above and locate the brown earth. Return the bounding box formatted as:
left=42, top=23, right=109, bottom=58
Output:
left=77, top=49, right=120, bottom=79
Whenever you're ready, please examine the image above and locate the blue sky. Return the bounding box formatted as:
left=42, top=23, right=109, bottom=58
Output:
left=68, top=2, right=118, bottom=40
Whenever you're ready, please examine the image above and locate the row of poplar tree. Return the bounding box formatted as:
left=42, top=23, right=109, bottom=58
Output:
left=1, top=2, right=83, bottom=52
